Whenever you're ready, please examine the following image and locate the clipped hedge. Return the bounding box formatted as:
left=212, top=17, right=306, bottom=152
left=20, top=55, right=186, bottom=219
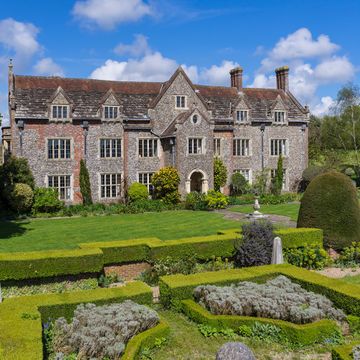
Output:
left=0, top=228, right=323, bottom=282
left=122, top=319, right=170, bottom=360
left=0, top=248, right=103, bottom=281
left=182, top=299, right=339, bottom=346
left=159, top=264, right=360, bottom=315
left=0, top=281, right=152, bottom=360
left=332, top=342, right=359, bottom=360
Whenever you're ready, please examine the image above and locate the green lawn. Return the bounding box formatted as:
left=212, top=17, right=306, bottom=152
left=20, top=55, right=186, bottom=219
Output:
left=230, top=203, right=300, bottom=222
left=342, top=274, right=360, bottom=285
left=0, top=211, right=239, bottom=253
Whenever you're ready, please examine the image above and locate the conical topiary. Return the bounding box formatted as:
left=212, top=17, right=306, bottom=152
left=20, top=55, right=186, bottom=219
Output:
left=297, top=170, right=360, bottom=249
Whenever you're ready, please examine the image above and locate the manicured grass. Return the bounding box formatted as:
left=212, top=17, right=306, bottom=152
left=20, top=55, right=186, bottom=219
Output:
left=151, top=310, right=333, bottom=360
left=0, top=211, right=239, bottom=253
left=230, top=203, right=300, bottom=221
left=342, top=274, right=360, bottom=285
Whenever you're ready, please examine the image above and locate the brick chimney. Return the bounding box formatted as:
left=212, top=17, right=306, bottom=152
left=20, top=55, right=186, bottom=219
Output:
left=230, top=67, right=243, bottom=90
left=275, top=66, right=289, bottom=92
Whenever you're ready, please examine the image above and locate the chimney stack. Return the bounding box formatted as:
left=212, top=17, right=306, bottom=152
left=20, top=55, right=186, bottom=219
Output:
left=230, top=67, right=243, bottom=90
left=275, top=66, right=289, bottom=92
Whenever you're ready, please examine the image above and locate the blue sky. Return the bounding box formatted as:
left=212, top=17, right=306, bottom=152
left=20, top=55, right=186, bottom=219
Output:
left=0, top=0, right=359, bottom=125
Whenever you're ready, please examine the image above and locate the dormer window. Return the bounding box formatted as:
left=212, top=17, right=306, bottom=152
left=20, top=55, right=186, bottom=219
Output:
left=52, top=105, right=69, bottom=120
left=236, top=110, right=248, bottom=122
left=104, top=106, right=119, bottom=119
left=274, top=111, right=286, bottom=123
left=176, top=95, right=186, bottom=108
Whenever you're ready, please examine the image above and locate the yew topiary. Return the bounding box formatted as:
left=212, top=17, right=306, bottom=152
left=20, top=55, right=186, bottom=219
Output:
left=297, top=171, right=360, bottom=249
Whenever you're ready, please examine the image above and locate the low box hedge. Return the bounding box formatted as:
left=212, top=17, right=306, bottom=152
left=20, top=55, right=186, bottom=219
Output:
left=332, top=342, right=359, bottom=360
left=0, top=248, right=104, bottom=281
left=0, top=227, right=323, bottom=282
left=159, top=264, right=360, bottom=316
left=182, top=299, right=340, bottom=346
left=0, top=281, right=152, bottom=359
left=122, top=319, right=170, bottom=360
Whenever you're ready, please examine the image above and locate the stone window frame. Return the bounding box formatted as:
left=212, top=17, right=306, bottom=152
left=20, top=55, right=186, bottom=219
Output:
left=102, top=105, right=120, bottom=121
left=273, top=110, right=287, bottom=125
left=269, top=138, right=289, bottom=157
left=187, top=137, right=205, bottom=155
left=270, top=168, right=288, bottom=190
left=50, top=104, right=71, bottom=122
left=98, top=172, right=122, bottom=200
left=138, top=138, right=159, bottom=158
left=233, top=138, right=252, bottom=157
left=175, top=95, right=188, bottom=109
left=233, top=168, right=252, bottom=184
left=213, top=137, right=222, bottom=157
left=99, top=138, right=122, bottom=159
left=46, top=137, right=73, bottom=161
left=46, top=174, right=73, bottom=201
left=235, top=109, right=249, bottom=123
left=191, top=113, right=201, bottom=125
left=137, top=172, right=155, bottom=194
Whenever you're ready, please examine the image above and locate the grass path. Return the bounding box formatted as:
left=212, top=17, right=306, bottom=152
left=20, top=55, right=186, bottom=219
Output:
left=230, top=203, right=300, bottom=222
left=0, top=211, right=239, bottom=253
left=152, top=310, right=331, bottom=360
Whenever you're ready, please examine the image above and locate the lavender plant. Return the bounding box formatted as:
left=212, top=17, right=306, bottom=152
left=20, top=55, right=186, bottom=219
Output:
left=194, top=276, right=345, bottom=324
left=52, top=301, right=159, bottom=359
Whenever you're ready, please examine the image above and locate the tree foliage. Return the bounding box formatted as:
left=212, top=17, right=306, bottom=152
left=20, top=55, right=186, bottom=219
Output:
left=79, top=159, right=92, bottom=205
left=271, top=154, right=283, bottom=195
left=152, top=166, right=180, bottom=204
left=230, top=172, right=249, bottom=195
left=128, top=182, right=149, bottom=202
left=213, top=157, right=227, bottom=191
left=9, top=183, right=34, bottom=214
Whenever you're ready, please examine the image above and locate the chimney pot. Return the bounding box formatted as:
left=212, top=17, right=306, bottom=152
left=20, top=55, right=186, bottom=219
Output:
left=275, top=66, right=289, bottom=92
left=230, top=66, right=243, bottom=90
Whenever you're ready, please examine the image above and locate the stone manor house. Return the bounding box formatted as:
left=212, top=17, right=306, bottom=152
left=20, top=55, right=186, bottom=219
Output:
left=3, top=61, right=309, bottom=204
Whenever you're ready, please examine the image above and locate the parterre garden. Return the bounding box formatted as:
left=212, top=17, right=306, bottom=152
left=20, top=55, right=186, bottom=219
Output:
left=1, top=159, right=360, bottom=359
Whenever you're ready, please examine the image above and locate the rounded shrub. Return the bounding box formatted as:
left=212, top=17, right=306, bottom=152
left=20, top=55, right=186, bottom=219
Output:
left=230, top=172, right=249, bottom=195
left=128, top=182, right=149, bottom=202
left=32, top=187, right=64, bottom=214
left=205, top=190, right=228, bottom=210
left=152, top=166, right=180, bottom=204
left=298, top=165, right=327, bottom=192
left=297, top=171, right=360, bottom=249
left=9, top=183, right=34, bottom=213
left=185, top=191, right=207, bottom=210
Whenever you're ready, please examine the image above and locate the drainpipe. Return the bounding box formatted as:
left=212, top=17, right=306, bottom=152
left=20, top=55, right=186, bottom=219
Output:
left=81, top=121, right=89, bottom=160
left=260, top=123, right=265, bottom=171
left=17, top=120, right=24, bottom=156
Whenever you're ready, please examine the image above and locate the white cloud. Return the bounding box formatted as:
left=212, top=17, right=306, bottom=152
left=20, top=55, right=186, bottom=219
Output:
left=33, top=57, right=64, bottom=77
left=311, top=96, right=335, bottom=116
left=199, top=60, right=240, bottom=86
left=314, top=56, right=355, bottom=84
left=261, top=27, right=339, bottom=71
left=90, top=52, right=178, bottom=81
left=73, top=0, right=152, bottom=29
left=114, top=34, right=151, bottom=57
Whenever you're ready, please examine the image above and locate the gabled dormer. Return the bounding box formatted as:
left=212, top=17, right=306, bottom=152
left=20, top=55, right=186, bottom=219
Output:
left=100, top=89, right=121, bottom=121
left=49, top=87, right=72, bottom=122
left=233, top=95, right=251, bottom=124
left=271, top=95, right=288, bottom=125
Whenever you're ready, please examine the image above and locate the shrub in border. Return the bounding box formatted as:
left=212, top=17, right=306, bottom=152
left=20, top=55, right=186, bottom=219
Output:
left=0, top=281, right=152, bottom=360
left=159, top=264, right=360, bottom=316
left=182, top=299, right=340, bottom=346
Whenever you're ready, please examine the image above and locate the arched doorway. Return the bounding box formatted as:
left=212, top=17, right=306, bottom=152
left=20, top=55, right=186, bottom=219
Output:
left=186, top=169, right=209, bottom=193
left=190, top=171, right=203, bottom=192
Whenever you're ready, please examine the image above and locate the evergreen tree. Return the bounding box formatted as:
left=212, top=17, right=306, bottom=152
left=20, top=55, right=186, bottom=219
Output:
left=79, top=159, right=92, bottom=205
left=214, top=157, right=227, bottom=192
left=271, top=154, right=283, bottom=195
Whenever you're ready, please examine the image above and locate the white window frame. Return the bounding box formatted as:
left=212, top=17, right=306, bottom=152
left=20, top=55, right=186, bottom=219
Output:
left=99, top=138, right=122, bottom=158
left=138, top=172, right=154, bottom=194
left=270, top=139, right=288, bottom=157
left=234, top=169, right=252, bottom=184
left=236, top=110, right=248, bottom=123
left=271, top=168, right=287, bottom=190
left=51, top=105, right=69, bottom=120
left=47, top=138, right=72, bottom=160
left=175, top=95, right=187, bottom=109
left=188, top=137, right=204, bottom=155
left=214, top=138, right=221, bottom=156
left=273, top=111, right=286, bottom=124
left=99, top=173, right=122, bottom=199
left=233, top=138, right=251, bottom=156
left=47, top=174, right=72, bottom=201
left=138, top=138, right=159, bottom=158
left=103, top=106, right=119, bottom=120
